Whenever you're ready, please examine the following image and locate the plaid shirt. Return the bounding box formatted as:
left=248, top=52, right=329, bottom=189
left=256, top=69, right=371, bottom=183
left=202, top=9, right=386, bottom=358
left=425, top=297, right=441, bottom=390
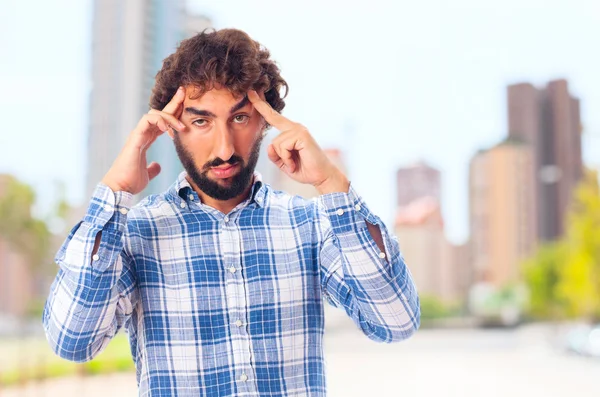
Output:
left=43, top=172, right=420, bottom=396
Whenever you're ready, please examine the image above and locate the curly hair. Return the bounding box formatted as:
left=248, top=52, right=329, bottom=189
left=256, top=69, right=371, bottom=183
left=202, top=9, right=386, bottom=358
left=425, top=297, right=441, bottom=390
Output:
left=150, top=28, right=288, bottom=113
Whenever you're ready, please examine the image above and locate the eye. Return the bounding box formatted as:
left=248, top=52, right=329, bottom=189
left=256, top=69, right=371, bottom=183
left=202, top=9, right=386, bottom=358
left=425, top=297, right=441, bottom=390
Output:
left=232, top=114, right=249, bottom=124
left=192, top=119, right=208, bottom=127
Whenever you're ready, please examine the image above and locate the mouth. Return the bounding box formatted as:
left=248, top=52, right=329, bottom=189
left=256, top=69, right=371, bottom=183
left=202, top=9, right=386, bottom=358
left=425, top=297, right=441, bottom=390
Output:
left=210, top=163, right=240, bottom=179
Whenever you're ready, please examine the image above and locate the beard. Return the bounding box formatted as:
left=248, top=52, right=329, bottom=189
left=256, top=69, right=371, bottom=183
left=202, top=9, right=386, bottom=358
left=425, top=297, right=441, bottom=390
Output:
left=173, top=132, right=263, bottom=201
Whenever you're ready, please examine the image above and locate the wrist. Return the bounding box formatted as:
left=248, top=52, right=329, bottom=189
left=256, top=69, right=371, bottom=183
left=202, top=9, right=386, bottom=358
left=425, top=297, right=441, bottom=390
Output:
left=101, top=177, right=131, bottom=194
left=314, top=171, right=350, bottom=195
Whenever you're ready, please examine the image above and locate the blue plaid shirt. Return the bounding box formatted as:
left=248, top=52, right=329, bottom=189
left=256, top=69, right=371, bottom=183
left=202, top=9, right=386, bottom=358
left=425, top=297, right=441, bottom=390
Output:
left=43, top=172, right=420, bottom=396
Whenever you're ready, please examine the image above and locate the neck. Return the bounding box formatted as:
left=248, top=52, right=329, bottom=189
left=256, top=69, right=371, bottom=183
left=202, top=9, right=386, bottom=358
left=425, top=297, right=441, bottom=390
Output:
left=186, top=176, right=253, bottom=214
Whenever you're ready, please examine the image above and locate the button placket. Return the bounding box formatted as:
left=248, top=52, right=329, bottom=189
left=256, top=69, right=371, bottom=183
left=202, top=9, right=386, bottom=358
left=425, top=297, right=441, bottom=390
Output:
left=222, top=218, right=256, bottom=391
left=223, top=220, right=256, bottom=392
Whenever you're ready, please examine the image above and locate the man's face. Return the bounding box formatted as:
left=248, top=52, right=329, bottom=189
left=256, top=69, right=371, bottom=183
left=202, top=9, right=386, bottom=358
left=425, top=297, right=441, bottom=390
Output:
left=172, top=86, right=265, bottom=201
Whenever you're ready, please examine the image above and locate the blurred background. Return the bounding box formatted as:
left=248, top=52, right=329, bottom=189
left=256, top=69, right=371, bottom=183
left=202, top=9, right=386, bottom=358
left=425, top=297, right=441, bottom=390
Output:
left=1, top=0, right=599, bottom=396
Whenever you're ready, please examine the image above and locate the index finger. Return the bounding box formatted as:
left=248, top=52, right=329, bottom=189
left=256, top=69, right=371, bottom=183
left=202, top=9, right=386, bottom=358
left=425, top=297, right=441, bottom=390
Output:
left=248, top=90, right=294, bottom=130
left=161, top=86, right=186, bottom=116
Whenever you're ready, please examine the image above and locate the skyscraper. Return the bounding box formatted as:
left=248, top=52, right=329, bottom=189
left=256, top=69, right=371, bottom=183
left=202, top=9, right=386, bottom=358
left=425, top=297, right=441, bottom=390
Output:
left=394, top=197, right=446, bottom=299
left=394, top=161, right=470, bottom=302
left=86, top=0, right=211, bottom=197
left=396, top=161, right=441, bottom=207
left=146, top=12, right=213, bottom=195
left=469, top=140, right=537, bottom=286
left=507, top=79, right=582, bottom=241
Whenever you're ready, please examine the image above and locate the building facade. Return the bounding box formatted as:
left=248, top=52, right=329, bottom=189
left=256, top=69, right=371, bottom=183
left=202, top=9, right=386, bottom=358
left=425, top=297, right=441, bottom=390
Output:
left=507, top=79, right=582, bottom=241
left=396, top=161, right=441, bottom=207
left=469, top=141, right=537, bottom=287
left=86, top=0, right=211, bottom=198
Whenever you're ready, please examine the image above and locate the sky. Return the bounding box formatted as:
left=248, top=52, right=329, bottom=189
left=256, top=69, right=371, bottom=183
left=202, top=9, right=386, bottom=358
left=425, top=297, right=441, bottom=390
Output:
left=0, top=0, right=599, bottom=243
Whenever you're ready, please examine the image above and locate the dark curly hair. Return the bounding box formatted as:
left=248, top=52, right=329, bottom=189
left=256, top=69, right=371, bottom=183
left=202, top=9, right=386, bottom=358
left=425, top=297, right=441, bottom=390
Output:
left=150, top=28, right=288, bottom=113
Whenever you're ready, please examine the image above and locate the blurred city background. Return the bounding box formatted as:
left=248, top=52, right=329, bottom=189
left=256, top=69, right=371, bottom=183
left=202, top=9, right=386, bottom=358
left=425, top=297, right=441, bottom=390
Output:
left=1, top=0, right=599, bottom=396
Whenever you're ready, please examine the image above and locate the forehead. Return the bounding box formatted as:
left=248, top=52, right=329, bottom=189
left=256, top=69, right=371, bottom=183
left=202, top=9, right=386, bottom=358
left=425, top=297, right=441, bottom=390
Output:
left=184, top=86, right=247, bottom=110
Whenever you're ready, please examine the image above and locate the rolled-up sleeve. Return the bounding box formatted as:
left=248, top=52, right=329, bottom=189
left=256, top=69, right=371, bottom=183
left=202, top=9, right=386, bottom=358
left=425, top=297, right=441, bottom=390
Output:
left=43, top=183, right=137, bottom=362
left=318, top=184, right=420, bottom=343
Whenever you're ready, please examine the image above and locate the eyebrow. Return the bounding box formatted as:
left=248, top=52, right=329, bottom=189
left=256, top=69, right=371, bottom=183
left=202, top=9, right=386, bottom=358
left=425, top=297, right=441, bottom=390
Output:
left=184, top=107, right=217, bottom=117
left=184, top=96, right=250, bottom=118
left=229, top=96, right=250, bottom=114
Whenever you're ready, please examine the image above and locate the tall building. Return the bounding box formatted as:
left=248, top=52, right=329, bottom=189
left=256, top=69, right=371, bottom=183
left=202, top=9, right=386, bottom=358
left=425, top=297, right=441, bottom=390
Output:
left=469, top=140, right=537, bottom=287
left=441, top=241, right=471, bottom=303
left=146, top=12, right=212, bottom=195
left=396, top=161, right=441, bottom=207
left=86, top=0, right=211, bottom=197
left=395, top=197, right=469, bottom=302
left=394, top=161, right=471, bottom=302
left=394, top=197, right=446, bottom=299
left=507, top=79, right=582, bottom=241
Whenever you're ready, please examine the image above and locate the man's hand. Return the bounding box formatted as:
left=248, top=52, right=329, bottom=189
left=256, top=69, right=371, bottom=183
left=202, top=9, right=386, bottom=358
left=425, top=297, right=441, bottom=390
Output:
left=248, top=90, right=349, bottom=195
left=101, top=87, right=187, bottom=194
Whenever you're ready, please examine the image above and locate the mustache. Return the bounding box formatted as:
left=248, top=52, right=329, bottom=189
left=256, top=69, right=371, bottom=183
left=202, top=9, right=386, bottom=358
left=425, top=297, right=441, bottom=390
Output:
left=202, top=155, right=243, bottom=171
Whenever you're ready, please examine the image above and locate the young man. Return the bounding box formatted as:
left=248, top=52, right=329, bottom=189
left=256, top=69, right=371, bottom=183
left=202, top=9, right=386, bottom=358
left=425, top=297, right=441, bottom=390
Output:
left=44, top=28, right=420, bottom=396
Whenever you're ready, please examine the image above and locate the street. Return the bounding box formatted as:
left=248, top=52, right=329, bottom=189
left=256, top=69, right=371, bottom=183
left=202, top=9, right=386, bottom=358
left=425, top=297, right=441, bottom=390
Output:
left=2, top=319, right=598, bottom=397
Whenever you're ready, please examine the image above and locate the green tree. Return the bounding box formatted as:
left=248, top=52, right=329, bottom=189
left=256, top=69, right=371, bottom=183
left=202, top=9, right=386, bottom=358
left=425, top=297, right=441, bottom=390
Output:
left=419, top=295, right=461, bottom=321
left=523, top=242, right=565, bottom=319
left=557, top=170, right=600, bottom=320
left=523, top=169, right=600, bottom=321
left=0, top=175, right=51, bottom=271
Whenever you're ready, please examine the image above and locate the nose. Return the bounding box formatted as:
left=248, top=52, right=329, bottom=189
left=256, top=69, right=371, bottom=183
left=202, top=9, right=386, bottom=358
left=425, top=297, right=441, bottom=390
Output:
left=211, top=122, right=235, bottom=162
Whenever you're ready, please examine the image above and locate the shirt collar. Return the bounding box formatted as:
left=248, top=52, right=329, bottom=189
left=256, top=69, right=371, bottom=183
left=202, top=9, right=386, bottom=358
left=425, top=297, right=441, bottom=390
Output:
left=173, top=171, right=267, bottom=208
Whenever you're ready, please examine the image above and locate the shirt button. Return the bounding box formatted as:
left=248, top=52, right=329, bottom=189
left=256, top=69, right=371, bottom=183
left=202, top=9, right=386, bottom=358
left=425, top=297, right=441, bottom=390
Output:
left=229, top=267, right=237, bottom=274
left=119, top=208, right=128, bottom=215
left=104, top=204, right=114, bottom=212
left=92, top=254, right=100, bottom=261
left=355, top=204, right=361, bottom=211
left=224, top=216, right=230, bottom=223
left=256, top=196, right=263, bottom=203
left=180, top=202, right=186, bottom=209
left=189, top=194, right=194, bottom=201
left=235, top=320, right=243, bottom=327
left=378, top=252, right=386, bottom=259
left=336, top=209, right=344, bottom=216
left=239, top=373, right=248, bottom=382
